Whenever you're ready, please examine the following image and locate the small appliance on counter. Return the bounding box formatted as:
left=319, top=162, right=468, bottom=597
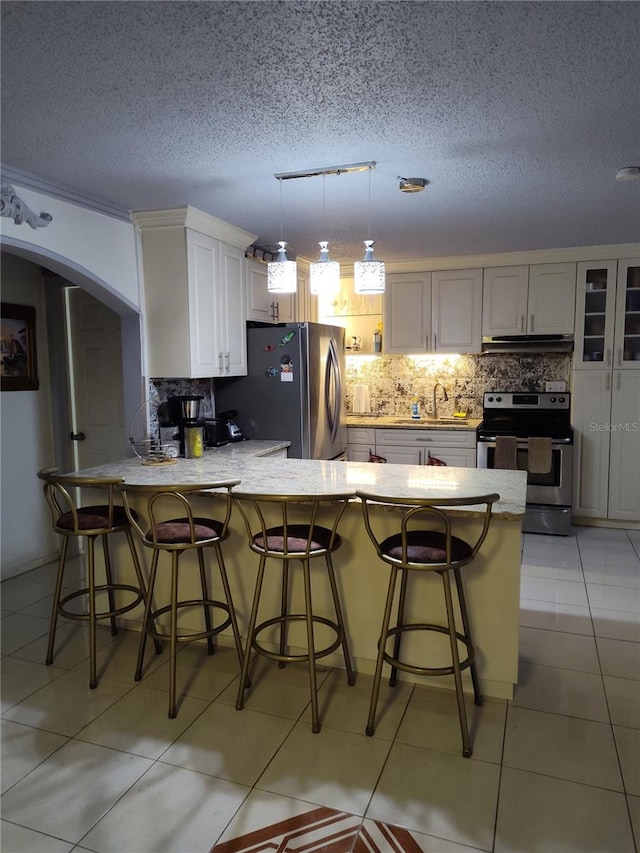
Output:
left=168, top=395, right=205, bottom=457
left=204, top=418, right=229, bottom=447
left=217, top=410, right=245, bottom=442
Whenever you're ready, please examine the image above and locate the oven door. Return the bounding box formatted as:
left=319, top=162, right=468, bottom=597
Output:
left=477, top=439, right=573, bottom=506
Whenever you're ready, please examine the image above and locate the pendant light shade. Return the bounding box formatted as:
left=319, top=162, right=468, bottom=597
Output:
left=354, top=240, right=385, bottom=294
left=310, top=241, right=340, bottom=295
left=267, top=241, right=297, bottom=293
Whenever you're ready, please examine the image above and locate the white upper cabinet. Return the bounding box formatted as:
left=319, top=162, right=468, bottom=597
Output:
left=246, top=259, right=296, bottom=324
left=431, top=268, right=483, bottom=352
left=483, top=262, right=576, bottom=336
left=384, top=269, right=481, bottom=354
left=528, top=263, right=576, bottom=335
left=384, top=272, right=432, bottom=353
left=482, top=266, right=529, bottom=335
left=613, top=258, right=640, bottom=368
left=134, top=207, right=255, bottom=378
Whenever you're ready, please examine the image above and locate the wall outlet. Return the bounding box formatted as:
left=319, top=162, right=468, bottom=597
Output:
left=545, top=381, right=566, bottom=392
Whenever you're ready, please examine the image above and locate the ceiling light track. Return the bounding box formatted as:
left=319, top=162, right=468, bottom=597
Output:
left=274, top=161, right=376, bottom=181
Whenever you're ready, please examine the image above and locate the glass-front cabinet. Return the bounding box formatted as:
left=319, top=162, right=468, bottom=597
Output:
left=575, top=258, right=640, bottom=369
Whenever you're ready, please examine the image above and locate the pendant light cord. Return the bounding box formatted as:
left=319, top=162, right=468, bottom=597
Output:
left=278, top=177, right=284, bottom=242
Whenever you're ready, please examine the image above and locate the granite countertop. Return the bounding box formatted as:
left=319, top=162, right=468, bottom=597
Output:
left=67, top=442, right=526, bottom=520
left=347, top=416, right=482, bottom=430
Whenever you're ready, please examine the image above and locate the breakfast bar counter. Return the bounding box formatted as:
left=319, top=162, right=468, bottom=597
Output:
left=67, top=444, right=527, bottom=699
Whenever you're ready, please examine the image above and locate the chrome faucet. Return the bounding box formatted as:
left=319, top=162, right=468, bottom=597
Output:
left=432, top=382, right=449, bottom=419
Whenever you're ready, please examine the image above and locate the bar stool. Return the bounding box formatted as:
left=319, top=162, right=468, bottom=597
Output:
left=119, top=479, right=243, bottom=718
left=357, top=490, right=499, bottom=757
left=233, top=491, right=355, bottom=733
left=38, top=468, right=158, bottom=689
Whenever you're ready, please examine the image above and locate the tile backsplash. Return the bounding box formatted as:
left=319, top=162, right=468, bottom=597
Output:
left=345, top=353, right=571, bottom=418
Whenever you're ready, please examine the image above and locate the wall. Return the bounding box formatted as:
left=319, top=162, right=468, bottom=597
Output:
left=1, top=255, right=58, bottom=577
left=345, top=352, right=572, bottom=418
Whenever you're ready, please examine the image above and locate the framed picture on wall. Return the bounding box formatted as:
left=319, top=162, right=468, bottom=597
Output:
left=1, top=302, right=39, bottom=391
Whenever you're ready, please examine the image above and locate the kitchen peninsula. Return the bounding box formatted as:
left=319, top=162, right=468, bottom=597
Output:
left=69, top=444, right=527, bottom=699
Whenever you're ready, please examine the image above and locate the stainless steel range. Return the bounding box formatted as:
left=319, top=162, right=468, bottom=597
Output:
left=476, top=392, right=574, bottom=536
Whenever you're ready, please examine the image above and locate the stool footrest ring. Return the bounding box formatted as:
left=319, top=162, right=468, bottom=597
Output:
left=146, top=599, right=232, bottom=644
left=58, top=584, right=144, bottom=623
left=382, top=622, right=475, bottom=678
left=252, top=614, right=343, bottom=664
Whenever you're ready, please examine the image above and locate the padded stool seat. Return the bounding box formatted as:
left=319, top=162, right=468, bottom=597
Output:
left=233, top=492, right=355, bottom=733
left=357, top=490, right=499, bottom=757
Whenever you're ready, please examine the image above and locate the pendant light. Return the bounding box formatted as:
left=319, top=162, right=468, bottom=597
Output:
left=310, top=175, right=340, bottom=295
left=354, top=167, right=385, bottom=294
left=268, top=178, right=297, bottom=293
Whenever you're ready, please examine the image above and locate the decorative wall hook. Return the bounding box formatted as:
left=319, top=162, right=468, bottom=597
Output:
left=0, top=182, right=53, bottom=229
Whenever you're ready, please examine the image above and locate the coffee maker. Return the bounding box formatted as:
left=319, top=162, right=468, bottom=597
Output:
left=167, top=395, right=205, bottom=457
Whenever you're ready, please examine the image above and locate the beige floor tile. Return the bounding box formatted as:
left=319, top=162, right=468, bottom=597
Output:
left=1, top=719, right=68, bottom=793
left=216, top=655, right=330, bottom=720
left=577, top=527, right=631, bottom=545
left=0, top=739, right=152, bottom=844
left=10, top=620, right=114, bottom=670
left=0, top=656, right=67, bottom=713
left=300, top=668, right=413, bottom=740
left=256, top=721, right=392, bottom=816
left=597, top=637, right=640, bottom=680
left=511, top=661, right=609, bottom=722
left=520, top=576, right=588, bottom=607
left=396, top=685, right=506, bottom=763
left=628, top=794, right=640, bottom=846
left=0, top=577, right=56, bottom=611
left=160, top=701, right=295, bottom=786
left=614, top=726, right=640, bottom=796
left=367, top=742, right=500, bottom=849
left=520, top=557, right=583, bottom=582
left=2, top=669, right=133, bottom=736
left=80, top=760, right=248, bottom=853
left=504, top=705, right=622, bottom=790
left=518, top=626, right=599, bottom=671
left=0, top=821, right=75, bottom=853
left=604, top=676, right=640, bottom=729
left=76, top=684, right=209, bottom=758
left=71, top=626, right=170, bottom=684
left=583, top=558, right=640, bottom=590
left=495, top=767, right=634, bottom=852
left=587, top=582, right=640, bottom=614
left=592, top=607, right=640, bottom=643
left=1, top=612, right=50, bottom=655
left=519, top=601, right=593, bottom=635
left=141, top=641, right=242, bottom=699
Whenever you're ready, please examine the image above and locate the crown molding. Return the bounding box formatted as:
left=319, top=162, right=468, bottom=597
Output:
left=131, top=206, right=256, bottom=250
left=0, top=164, right=131, bottom=222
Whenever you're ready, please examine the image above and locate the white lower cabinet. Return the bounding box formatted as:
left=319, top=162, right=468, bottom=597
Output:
left=371, top=428, right=477, bottom=467
left=572, top=369, right=640, bottom=521
left=346, top=428, right=376, bottom=462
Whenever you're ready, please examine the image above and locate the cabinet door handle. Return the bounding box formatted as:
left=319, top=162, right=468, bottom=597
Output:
left=617, top=348, right=623, bottom=367
left=521, top=314, right=525, bottom=333
left=530, top=314, right=535, bottom=333
left=224, top=352, right=230, bottom=373
left=415, top=437, right=434, bottom=442
left=606, top=348, right=612, bottom=366
left=616, top=372, right=621, bottom=392
left=434, top=334, right=438, bottom=350
left=218, top=351, right=224, bottom=374
left=425, top=335, right=429, bottom=350
left=605, top=373, right=610, bottom=392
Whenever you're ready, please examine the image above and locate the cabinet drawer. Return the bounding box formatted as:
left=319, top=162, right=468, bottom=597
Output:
left=347, top=427, right=376, bottom=445
left=375, top=428, right=476, bottom=448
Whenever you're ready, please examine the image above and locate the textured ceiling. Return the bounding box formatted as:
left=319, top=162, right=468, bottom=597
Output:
left=1, top=0, right=639, bottom=264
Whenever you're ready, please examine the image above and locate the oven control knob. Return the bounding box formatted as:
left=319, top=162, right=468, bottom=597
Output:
left=550, top=396, right=556, bottom=403
left=496, top=396, right=502, bottom=402
left=559, top=396, right=565, bottom=403
left=487, top=396, right=494, bottom=402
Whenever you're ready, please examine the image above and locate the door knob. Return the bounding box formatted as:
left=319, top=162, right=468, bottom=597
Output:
left=70, top=431, right=86, bottom=441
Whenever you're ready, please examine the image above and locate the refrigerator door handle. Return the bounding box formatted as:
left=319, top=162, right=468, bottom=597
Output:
left=325, top=337, right=341, bottom=444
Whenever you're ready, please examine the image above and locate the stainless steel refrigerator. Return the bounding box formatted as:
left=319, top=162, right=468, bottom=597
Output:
left=215, top=322, right=346, bottom=459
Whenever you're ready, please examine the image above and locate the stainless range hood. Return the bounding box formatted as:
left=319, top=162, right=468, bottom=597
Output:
left=481, top=335, right=574, bottom=353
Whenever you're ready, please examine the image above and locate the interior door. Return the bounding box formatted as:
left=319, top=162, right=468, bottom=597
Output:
left=66, top=287, right=126, bottom=469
